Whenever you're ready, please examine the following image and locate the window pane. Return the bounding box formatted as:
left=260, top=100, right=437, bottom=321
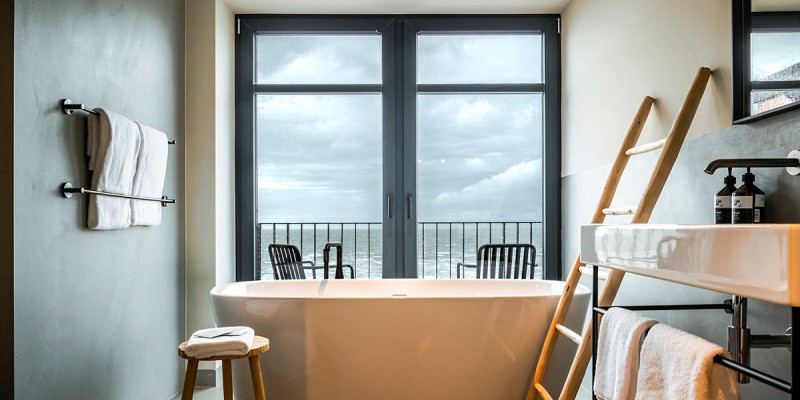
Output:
left=417, top=34, right=542, bottom=84
left=256, top=94, right=383, bottom=279
left=256, top=35, right=382, bottom=84
left=416, top=94, right=544, bottom=279
left=751, top=89, right=800, bottom=114
left=751, top=32, right=800, bottom=81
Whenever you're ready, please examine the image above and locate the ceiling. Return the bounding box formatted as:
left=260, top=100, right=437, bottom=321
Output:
left=225, top=0, right=571, bottom=14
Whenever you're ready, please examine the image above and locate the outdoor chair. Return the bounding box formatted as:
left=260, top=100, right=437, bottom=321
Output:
left=456, top=244, right=537, bottom=279
left=268, top=244, right=355, bottom=280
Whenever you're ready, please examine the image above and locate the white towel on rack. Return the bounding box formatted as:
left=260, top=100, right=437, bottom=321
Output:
left=594, top=307, right=659, bottom=400
left=130, top=122, right=168, bottom=226
left=86, top=109, right=140, bottom=230
left=635, top=323, right=739, bottom=400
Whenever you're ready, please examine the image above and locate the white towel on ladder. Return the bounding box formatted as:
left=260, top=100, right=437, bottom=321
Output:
left=594, top=307, right=658, bottom=400
left=86, top=109, right=140, bottom=230
left=130, top=122, right=168, bottom=226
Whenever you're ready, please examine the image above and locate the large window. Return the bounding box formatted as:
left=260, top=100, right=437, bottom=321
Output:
left=236, top=16, right=561, bottom=281
left=732, top=0, right=800, bottom=122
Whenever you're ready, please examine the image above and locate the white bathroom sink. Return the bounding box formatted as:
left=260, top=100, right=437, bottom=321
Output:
left=580, top=224, right=800, bottom=306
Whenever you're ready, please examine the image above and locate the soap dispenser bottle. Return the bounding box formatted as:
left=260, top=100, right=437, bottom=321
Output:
left=714, top=168, right=736, bottom=224
left=732, top=169, right=766, bottom=223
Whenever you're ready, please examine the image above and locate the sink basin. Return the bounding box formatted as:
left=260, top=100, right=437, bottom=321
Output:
left=580, top=224, right=800, bottom=306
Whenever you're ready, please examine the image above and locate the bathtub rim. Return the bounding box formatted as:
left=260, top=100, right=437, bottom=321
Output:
left=210, top=278, right=590, bottom=300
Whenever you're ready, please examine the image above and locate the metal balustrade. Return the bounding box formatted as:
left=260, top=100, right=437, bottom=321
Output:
left=257, top=221, right=542, bottom=280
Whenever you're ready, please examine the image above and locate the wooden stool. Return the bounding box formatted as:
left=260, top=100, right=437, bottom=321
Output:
left=178, top=335, right=269, bottom=400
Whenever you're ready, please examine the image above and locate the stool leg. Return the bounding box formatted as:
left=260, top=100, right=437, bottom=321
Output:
left=222, top=360, right=233, bottom=400
left=181, top=360, right=199, bottom=400
left=248, top=355, right=267, bottom=400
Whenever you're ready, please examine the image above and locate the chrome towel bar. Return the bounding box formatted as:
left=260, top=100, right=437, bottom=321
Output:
left=61, top=99, right=176, bottom=145
left=61, top=182, right=175, bottom=207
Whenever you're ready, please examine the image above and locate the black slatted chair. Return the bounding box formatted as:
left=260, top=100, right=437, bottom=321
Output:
left=456, top=244, right=537, bottom=279
left=268, top=244, right=354, bottom=280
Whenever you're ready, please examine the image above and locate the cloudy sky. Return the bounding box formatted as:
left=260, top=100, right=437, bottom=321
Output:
left=255, top=33, right=544, bottom=223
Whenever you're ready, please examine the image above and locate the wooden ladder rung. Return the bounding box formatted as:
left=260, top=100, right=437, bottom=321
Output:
left=534, top=383, right=554, bottom=400
left=555, top=324, right=583, bottom=345
left=601, top=206, right=637, bottom=215
left=579, top=265, right=609, bottom=280
left=626, top=138, right=666, bottom=156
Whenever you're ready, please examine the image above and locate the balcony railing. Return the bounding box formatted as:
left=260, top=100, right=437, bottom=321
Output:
left=257, top=221, right=542, bottom=280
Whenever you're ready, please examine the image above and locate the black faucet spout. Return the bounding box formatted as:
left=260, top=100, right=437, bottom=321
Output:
left=704, top=158, right=800, bottom=174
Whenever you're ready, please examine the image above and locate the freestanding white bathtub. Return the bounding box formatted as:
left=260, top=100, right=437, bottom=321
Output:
left=211, top=279, right=590, bottom=400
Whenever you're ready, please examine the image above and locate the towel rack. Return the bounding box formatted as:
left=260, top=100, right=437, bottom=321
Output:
left=61, top=99, right=177, bottom=145
left=61, top=182, right=175, bottom=207
left=590, top=263, right=799, bottom=398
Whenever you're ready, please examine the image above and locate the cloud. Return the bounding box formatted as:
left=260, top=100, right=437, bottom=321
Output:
left=257, top=35, right=381, bottom=84
left=421, top=160, right=543, bottom=222
left=417, top=34, right=542, bottom=84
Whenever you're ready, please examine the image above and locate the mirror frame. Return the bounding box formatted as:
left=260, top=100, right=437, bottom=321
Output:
left=732, top=0, right=800, bottom=124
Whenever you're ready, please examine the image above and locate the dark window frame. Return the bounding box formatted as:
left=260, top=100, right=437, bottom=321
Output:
left=732, top=0, right=800, bottom=124
left=235, top=15, right=561, bottom=281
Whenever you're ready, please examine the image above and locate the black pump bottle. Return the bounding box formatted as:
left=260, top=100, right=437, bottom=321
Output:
left=714, top=168, right=736, bottom=224
left=732, top=168, right=766, bottom=224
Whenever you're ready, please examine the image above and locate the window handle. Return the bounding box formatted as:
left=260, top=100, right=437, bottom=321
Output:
left=407, top=193, right=413, bottom=219
left=387, top=193, right=393, bottom=219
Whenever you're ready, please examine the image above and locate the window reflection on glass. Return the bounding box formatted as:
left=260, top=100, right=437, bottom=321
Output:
left=417, top=34, right=542, bottom=84
left=751, top=32, right=800, bottom=81
left=256, top=35, right=382, bottom=84
left=751, top=89, right=800, bottom=114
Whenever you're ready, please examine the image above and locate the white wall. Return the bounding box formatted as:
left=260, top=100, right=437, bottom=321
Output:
left=561, top=0, right=732, bottom=177
left=215, top=0, right=236, bottom=287
left=185, top=0, right=236, bottom=374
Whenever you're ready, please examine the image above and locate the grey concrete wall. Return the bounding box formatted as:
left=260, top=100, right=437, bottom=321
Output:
left=13, top=1, right=185, bottom=399
left=1, top=1, right=14, bottom=398
left=563, top=108, right=800, bottom=399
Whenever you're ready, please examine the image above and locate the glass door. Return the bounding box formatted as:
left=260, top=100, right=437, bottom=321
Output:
left=253, top=32, right=390, bottom=280
left=402, top=25, right=551, bottom=279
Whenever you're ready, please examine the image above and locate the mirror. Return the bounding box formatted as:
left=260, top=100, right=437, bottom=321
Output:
left=732, top=0, right=800, bottom=123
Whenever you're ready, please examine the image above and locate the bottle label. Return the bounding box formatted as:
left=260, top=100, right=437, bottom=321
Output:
left=715, top=195, right=731, bottom=208
left=755, top=209, right=761, bottom=223
left=755, top=194, right=765, bottom=207
left=732, top=195, right=753, bottom=209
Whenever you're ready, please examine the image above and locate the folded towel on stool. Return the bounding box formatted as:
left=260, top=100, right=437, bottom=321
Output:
left=594, top=307, right=659, bottom=400
left=184, top=326, right=255, bottom=359
left=635, top=323, right=739, bottom=400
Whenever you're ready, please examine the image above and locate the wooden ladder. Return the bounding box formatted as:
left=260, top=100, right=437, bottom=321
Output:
left=528, top=67, right=713, bottom=400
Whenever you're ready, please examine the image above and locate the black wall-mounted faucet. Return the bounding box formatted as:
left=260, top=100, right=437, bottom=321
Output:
left=705, top=151, right=800, bottom=175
